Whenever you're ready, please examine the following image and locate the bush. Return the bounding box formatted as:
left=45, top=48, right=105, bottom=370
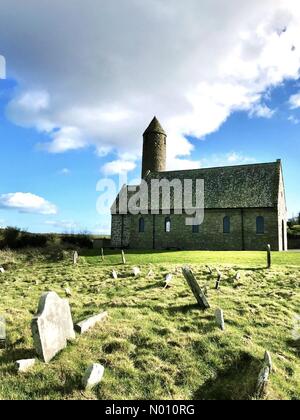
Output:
left=0, top=227, right=48, bottom=249
left=61, top=232, right=93, bottom=249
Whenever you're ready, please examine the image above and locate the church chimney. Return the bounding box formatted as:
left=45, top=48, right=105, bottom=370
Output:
left=141, top=117, right=167, bottom=178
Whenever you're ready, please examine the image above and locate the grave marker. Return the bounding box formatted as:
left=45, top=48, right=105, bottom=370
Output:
left=82, top=364, right=105, bottom=390
left=267, top=244, right=271, bottom=269
left=121, top=250, right=126, bottom=265
left=75, top=311, right=108, bottom=335
left=31, top=292, right=75, bottom=363
left=215, top=270, right=222, bottom=290
left=101, top=248, right=104, bottom=262
left=182, top=266, right=210, bottom=310
left=73, top=251, right=79, bottom=265
left=0, top=315, right=6, bottom=349
left=215, top=308, right=225, bottom=331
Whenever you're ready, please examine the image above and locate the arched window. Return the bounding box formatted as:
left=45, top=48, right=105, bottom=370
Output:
left=165, top=217, right=171, bottom=233
left=192, top=224, right=199, bottom=234
left=139, top=217, right=145, bottom=233
left=256, top=216, right=265, bottom=234
left=223, top=216, right=230, bottom=234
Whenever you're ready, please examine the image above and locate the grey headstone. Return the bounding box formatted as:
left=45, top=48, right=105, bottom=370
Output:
left=256, top=366, right=270, bottom=398
left=0, top=315, right=6, bottom=349
left=0, top=267, right=5, bottom=274
left=64, top=287, right=72, bottom=297
left=31, top=292, right=75, bottom=363
left=121, top=250, right=126, bottom=265
left=215, top=308, right=225, bottom=331
left=73, top=251, right=79, bottom=265
left=147, top=269, right=154, bottom=277
left=235, top=272, right=241, bottom=281
left=215, top=270, right=222, bottom=290
left=164, top=274, right=173, bottom=288
left=206, top=265, right=213, bottom=275
left=182, top=266, right=210, bottom=310
left=132, top=267, right=141, bottom=277
left=264, top=351, right=272, bottom=372
left=82, top=364, right=105, bottom=390
left=112, top=270, right=118, bottom=279
left=75, top=311, right=108, bottom=335
left=16, top=359, right=36, bottom=373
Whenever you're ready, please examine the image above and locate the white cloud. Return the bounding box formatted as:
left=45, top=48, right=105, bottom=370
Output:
left=289, top=92, right=300, bottom=109
left=101, top=159, right=137, bottom=175
left=288, top=115, right=300, bottom=124
left=45, top=220, right=79, bottom=231
left=249, top=104, right=276, bottom=119
left=59, top=168, right=71, bottom=175
left=0, top=193, right=58, bottom=215
left=1, top=0, right=300, bottom=167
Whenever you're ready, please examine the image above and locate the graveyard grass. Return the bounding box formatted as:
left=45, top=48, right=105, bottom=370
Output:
left=0, top=249, right=300, bottom=400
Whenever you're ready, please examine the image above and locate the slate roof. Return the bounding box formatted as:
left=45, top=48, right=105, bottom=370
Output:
left=111, top=161, right=281, bottom=213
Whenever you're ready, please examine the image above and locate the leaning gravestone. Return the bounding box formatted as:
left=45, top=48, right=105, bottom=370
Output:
left=112, top=270, right=118, bottom=279
left=132, top=267, right=141, bottom=277
left=121, top=250, right=126, bottom=265
left=215, top=270, right=222, bottom=290
left=0, top=266, right=5, bottom=274
left=31, top=292, right=75, bottom=363
left=182, top=266, right=210, bottom=310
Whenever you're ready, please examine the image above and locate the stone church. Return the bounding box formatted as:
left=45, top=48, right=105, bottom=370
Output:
left=111, top=117, right=287, bottom=251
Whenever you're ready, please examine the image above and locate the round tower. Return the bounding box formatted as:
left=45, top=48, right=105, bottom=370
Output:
left=141, top=116, right=167, bottom=178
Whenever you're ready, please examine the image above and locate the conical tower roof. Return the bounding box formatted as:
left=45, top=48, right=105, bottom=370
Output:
left=143, top=116, right=166, bottom=136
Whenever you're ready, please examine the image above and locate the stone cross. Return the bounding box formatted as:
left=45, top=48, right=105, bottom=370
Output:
left=182, top=266, right=210, bottom=310
left=267, top=244, right=271, bottom=269
left=31, top=292, right=75, bottom=363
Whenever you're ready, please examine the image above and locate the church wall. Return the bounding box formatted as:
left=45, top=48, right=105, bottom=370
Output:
left=123, top=208, right=279, bottom=251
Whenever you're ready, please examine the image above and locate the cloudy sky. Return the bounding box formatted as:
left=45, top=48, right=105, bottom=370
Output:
left=0, top=0, right=300, bottom=234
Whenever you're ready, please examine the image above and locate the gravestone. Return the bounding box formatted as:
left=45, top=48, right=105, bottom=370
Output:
left=264, top=351, right=272, bottom=372
left=101, top=248, right=104, bottom=262
left=75, top=311, right=108, bottom=335
left=121, top=250, right=126, bottom=265
left=0, top=315, right=6, bottom=349
left=215, top=308, right=225, bottom=331
left=73, top=251, right=79, bottom=265
left=132, top=267, right=141, bottom=277
left=255, top=366, right=270, bottom=398
left=112, top=270, right=118, bottom=279
left=31, top=292, right=75, bottom=363
left=206, top=265, right=213, bottom=275
left=267, top=245, right=271, bottom=269
left=147, top=269, right=154, bottom=277
left=235, top=272, right=241, bottom=281
left=82, top=364, right=105, bottom=390
left=182, top=266, right=210, bottom=310
left=164, top=274, right=173, bottom=288
left=16, top=359, right=36, bottom=373
left=215, top=270, right=222, bottom=290
left=0, top=267, right=5, bottom=274
left=65, top=287, right=72, bottom=297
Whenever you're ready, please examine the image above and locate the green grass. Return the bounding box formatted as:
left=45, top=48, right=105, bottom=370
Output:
left=0, top=249, right=299, bottom=400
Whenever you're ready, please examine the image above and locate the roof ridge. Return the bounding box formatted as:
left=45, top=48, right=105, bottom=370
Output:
left=157, top=161, right=277, bottom=174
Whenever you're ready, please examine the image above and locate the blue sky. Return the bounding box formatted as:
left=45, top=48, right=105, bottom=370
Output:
left=0, top=1, right=300, bottom=234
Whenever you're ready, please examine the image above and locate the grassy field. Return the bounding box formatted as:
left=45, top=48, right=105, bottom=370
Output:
left=0, top=249, right=299, bottom=400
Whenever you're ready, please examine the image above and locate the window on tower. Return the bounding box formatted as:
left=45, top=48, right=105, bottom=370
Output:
left=165, top=217, right=171, bottom=233
left=256, top=216, right=265, bottom=234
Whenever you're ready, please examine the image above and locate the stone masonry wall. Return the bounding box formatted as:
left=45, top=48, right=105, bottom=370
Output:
left=121, top=208, right=279, bottom=251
